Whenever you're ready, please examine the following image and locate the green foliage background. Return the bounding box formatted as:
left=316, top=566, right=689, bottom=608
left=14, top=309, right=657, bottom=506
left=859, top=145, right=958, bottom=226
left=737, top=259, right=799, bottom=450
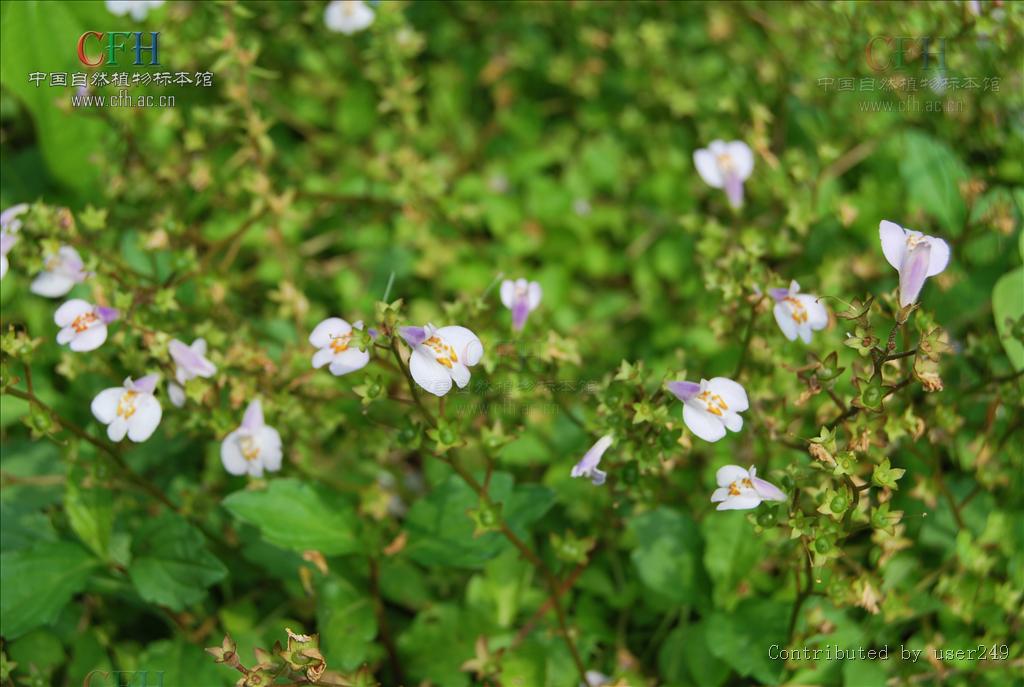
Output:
left=1, top=1, right=1022, bottom=686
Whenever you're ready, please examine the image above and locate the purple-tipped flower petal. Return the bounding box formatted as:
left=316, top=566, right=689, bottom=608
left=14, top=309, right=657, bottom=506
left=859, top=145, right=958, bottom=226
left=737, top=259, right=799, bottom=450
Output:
left=242, top=399, right=264, bottom=431
left=399, top=325, right=428, bottom=347
left=571, top=435, right=612, bottom=486
left=96, top=306, right=120, bottom=324
left=898, top=241, right=932, bottom=307
left=666, top=380, right=701, bottom=401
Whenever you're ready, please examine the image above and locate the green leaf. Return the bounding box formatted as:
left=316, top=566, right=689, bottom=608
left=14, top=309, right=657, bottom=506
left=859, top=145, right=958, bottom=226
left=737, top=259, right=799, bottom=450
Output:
left=222, top=479, right=361, bottom=555
left=898, top=130, right=968, bottom=235
left=137, top=639, right=235, bottom=687
left=992, top=267, right=1024, bottom=371
left=404, top=473, right=554, bottom=569
left=65, top=463, right=113, bottom=559
left=627, top=508, right=708, bottom=606
left=128, top=513, right=227, bottom=612
left=658, top=622, right=730, bottom=687
left=0, top=1, right=110, bottom=195
left=318, top=576, right=378, bottom=671
left=0, top=541, right=96, bottom=639
left=702, top=513, right=764, bottom=610
left=705, top=598, right=788, bottom=684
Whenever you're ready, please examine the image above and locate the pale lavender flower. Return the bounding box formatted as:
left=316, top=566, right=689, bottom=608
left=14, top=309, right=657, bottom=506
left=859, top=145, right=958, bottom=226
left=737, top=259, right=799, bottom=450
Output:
left=221, top=400, right=283, bottom=478
left=0, top=204, right=29, bottom=281
left=770, top=280, right=829, bottom=343
left=30, top=246, right=89, bottom=297
left=710, top=465, right=786, bottom=511
left=167, top=338, right=217, bottom=407
left=879, top=220, right=950, bottom=307
left=324, top=0, right=374, bottom=34
left=105, top=0, right=164, bottom=20
left=309, top=317, right=371, bottom=377
left=499, top=278, right=542, bottom=331
left=570, top=435, right=612, bottom=486
left=693, top=140, right=754, bottom=209
left=667, top=377, right=748, bottom=443
left=1, top=203, right=29, bottom=233
left=55, top=299, right=119, bottom=352
left=400, top=323, right=483, bottom=397
left=0, top=231, right=15, bottom=281
left=91, top=374, right=162, bottom=442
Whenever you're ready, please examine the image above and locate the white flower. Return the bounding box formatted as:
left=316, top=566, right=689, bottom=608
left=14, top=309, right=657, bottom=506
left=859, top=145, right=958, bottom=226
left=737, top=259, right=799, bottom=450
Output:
left=667, top=377, right=748, bottom=443
left=30, top=246, right=89, bottom=298
left=324, top=0, right=374, bottom=34
left=499, top=278, right=542, bottom=331
left=570, top=435, right=612, bottom=486
left=693, top=139, right=755, bottom=209
left=0, top=231, right=14, bottom=281
left=309, top=317, right=371, bottom=377
left=769, top=280, right=829, bottom=343
left=399, top=323, right=484, bottom=397
left=55, top=299, right=119, bottom=352
left=105, top=0, right=164, bottom=20
left=580, top=671, right=612, bottom=687
left=710, top=465, right=786, bottom=511
left=91, top=374, right=162, bottom=443
left=167, top=338, right=217, bottom=407
left=221, top=400, right=283, bottom=478
left=0, top=204, right=29, bottom=281
left=879, top=220, right=951, bottom=307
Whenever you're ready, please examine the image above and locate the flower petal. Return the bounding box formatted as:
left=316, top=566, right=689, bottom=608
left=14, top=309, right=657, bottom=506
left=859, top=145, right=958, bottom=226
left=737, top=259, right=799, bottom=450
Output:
left=127, top=396, right=162, bottom=442
left=752, top=477, right=787, bottom=502
left=500, top=280, right=515, bottom=308
left=242, top=399, right=264, bottom=431
left=399, top=325, right=428, bottom=348
left=726, top=141, right=755, bottom=180
left=30, top=272, right=76, bottom=298
left=683, top=403, right=727, bottom=442
left=91, top=387, right=123, bottom=424
left=710, top=487, right=730, bottom=503
left=666, top=380, right=701, bottom=401
left=724, top=174, right=744, bottom=208
left=258, top=426, right=283, bottom=472
left=69, top=325, right=107, bottom=352
left=589, top=468, right=607, bottom=486
left=926, top=236, right=950, bottom=276
left=716, top=495, right=763, bottom=511
left=528, top=282, right=543, bottom=310
left=715, top=464, right=749, bottom=487
left=773, top=302, right=799, bottom=341
left=309, top=317, right=350, bottom=348
left=409, top=347, right=453, bottom=397
left=723, top=411, right=743, bottom=433
left=168, top=382, right=186, bottom=407
left=795, top=294, right=829, bottom=330
left=328, top=347, right=370, bottom=376
left=694, top=148, right=724, bottom=188
left=54, top=299, right=93, bottom=326
left=899, top=242, right=932, bottom=307
left=220, top=431, right=249, bottom=475
left=449, top=361, right=472, bottom=389
left=312, top=347, right=334, bottom=369
left=578, top=434, right=613, bottom=472
left=437, top=326, right=483, bottom=367
left=879, top=220, right=907, bottom=271
left=706, top=377, right=748, bottom=412
left=107, top=418, right=128, bottom=442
